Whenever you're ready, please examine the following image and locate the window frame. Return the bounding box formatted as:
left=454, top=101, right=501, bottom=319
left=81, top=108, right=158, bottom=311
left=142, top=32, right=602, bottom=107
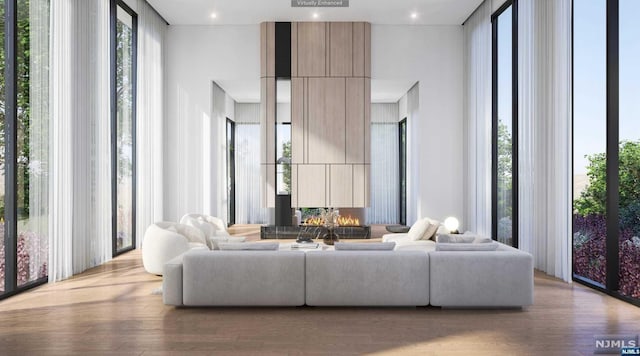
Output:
left=227, top=118, right=236, bottom=226
left=398, top=118, right=407, bottom=226
left=491, top=0, right=519, bottom=248
left=571, top=0, right=640, bottom=307
left=110, top=0, right=138, bottom=257
left=1, top=0, right=49, bottom=300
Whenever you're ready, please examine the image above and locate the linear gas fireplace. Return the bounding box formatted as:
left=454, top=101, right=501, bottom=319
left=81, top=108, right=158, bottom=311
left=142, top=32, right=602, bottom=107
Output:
left=260, top=208, right=370, bottom=240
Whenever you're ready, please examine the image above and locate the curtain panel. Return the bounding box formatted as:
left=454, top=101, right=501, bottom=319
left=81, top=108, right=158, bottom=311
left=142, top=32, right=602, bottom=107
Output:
left=462, top=0, right=492, bottom=237
left=50, top=0, right=112, bottom=281
left=518, top=0, right=572, bottom=282
left=136, top=0, right=167, bottom=248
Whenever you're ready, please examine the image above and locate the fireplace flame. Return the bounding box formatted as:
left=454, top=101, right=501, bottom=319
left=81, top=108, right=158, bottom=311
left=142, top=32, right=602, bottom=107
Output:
left=304, top=217, right=324, bottom=226
left=304, top=215, right=360, bottom=226
left=337, top=215, right=360, bottom=226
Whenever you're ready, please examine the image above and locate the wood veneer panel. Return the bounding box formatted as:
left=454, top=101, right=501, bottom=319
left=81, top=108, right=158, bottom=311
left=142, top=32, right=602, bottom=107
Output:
left=346, top=77, right=364, bottom=163
left=297, top=22, right=326, bottom=77
left=261, top=164, right=276, bottom=208
left=260, top=78, right=276, bottom=164
left=291, top=78, right=304, bottom=164
left=364, top=78, right=371, bottom=164
left=296, top=164, right=326, bottom=207
left=260, top=22, right=267, bottom=77
left=352, top=22, right=365, bottom=77
left=291, top=22, right=298, bottom=77
left=329, top=165, right=353, bottom=207
left=266, top=22, right=275, bottom=77
left=364, top=22, right=371, bottom=78
left=307, top=78, right=346, bottom=164
left=353, top=164, right=366, bottom=207
left=291, top=164, right=298, bottom=207
left=329, top=22, right=353, bottom=77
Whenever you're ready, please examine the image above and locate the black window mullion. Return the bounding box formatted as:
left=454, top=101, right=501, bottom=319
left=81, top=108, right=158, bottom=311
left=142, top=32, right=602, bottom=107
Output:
left=491, top=14, right=499, bottom=242
left=511, top=0, right=519, bottom=249
left=111, top=0, right=137, bottom=256
left=605, top=0, right=619, bottom=291
left=3, top=0, right=17, bottom=293
left=109, top=0, right=118, bottom=257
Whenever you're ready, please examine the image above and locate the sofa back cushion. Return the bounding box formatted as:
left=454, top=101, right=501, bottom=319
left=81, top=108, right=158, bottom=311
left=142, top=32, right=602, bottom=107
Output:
left=435, top=242, right=499, bottom=251
left=437, top=234, right=492, bottom=244
left=182, top=250, right=305, bottom=306
left=334, top=242, right=396, bottom=250
left=218, top=242, right=279, bottom=251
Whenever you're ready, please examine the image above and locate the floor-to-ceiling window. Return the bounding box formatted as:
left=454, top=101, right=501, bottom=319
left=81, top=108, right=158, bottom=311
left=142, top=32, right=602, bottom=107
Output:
left=573, top=0, right=640, bottom=304
left=0, top=0, right=5, bottom=295
left=226, top=118, right=235, bottom=226
left=111, top=0, right=137, bottom=255
left=399, top=118, right=406, bottom=226
left=1, top=0, right=50, bottom=298
left=618, top=0, right=640, bottom=301
left=572, top=0, right=607, bottom=289
left=492, top=0, right=518, bottom=247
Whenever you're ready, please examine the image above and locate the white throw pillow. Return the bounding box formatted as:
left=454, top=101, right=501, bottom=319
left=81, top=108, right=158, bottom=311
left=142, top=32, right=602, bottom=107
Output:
left=407, top=218, right=431, bottom=241
left=174, top=224, right=207, bottom=246
left=422, top=218, right=440, bottom=240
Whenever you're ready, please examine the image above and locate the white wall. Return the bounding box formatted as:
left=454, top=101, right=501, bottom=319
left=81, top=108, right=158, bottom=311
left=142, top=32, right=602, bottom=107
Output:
left=373, top=25, right=464, bottom=226
left=164, top=24, right=464, bottom=226
left=164, top=25, right=258, bottom=221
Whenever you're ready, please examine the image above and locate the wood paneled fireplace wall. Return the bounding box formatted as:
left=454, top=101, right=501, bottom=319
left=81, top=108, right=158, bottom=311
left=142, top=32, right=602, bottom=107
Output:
left=260, top=21, right=371, bottom=209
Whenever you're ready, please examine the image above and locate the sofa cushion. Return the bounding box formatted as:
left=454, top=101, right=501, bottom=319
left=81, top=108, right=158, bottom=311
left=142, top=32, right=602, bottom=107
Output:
left=218, top=242, right=279, bottom=251
left=334, top=242, right=396, bottom=250
left=435, top=242, right=499, bottom=251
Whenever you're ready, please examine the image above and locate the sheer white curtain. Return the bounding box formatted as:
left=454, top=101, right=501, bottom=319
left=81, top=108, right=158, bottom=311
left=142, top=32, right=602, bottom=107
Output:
left=235, top=124, right=270, bottom=224
left=136, top=1, right=166, bottom=248
left=462, top=0, right=492, bottom=236
left=367, top=104, right=400, bottom=224
left=518, top=0, right=572, bottom=282
left=50, top=0, right=112, bottom=281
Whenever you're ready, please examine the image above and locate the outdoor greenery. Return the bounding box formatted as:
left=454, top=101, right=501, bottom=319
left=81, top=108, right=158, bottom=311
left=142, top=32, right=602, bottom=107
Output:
left=282, top=141, right=291, bottom=194
left=573, top=140, right=640, bottom=298
left=497, top=121, right=513, bottom=242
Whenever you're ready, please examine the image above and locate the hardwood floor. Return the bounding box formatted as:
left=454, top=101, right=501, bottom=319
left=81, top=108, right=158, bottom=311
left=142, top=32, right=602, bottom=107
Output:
left=0, top=235, right=639, bottom=355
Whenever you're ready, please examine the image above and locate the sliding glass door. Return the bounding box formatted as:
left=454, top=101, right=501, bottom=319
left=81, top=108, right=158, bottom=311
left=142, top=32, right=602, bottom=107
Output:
left=111, top=0, right=137, bottom=255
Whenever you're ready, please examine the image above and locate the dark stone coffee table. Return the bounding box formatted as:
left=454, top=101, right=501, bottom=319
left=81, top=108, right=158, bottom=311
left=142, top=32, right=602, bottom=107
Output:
left=385, top=225, right=410, bottom=233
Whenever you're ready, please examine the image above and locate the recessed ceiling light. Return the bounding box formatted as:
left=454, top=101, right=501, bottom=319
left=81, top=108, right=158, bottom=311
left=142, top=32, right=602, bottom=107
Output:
left=210, top=12, right=217, bottom=19
left=411, top=12, right=418, bottom=19
left=312, top=12, right=319, bottom=19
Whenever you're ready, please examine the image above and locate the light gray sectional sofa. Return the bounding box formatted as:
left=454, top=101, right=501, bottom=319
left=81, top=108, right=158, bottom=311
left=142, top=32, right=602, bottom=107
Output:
left=163, top=242, right=533, bottom=308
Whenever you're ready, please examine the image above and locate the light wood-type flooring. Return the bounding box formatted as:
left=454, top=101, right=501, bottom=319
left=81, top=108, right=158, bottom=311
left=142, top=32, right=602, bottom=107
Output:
left=0, top=225, right=638, bottom=355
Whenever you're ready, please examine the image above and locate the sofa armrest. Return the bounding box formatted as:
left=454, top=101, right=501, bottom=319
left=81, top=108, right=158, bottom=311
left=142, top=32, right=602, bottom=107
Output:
left=429, top=248, right=534, bottom=307
left=163, top=253, right=186, bottom=306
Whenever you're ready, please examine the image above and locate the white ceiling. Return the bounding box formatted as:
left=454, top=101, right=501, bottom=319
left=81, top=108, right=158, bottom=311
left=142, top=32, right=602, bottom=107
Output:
left=216, top=79, right=416, bottom=104
left=147, top=0, right=483, bottom=25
